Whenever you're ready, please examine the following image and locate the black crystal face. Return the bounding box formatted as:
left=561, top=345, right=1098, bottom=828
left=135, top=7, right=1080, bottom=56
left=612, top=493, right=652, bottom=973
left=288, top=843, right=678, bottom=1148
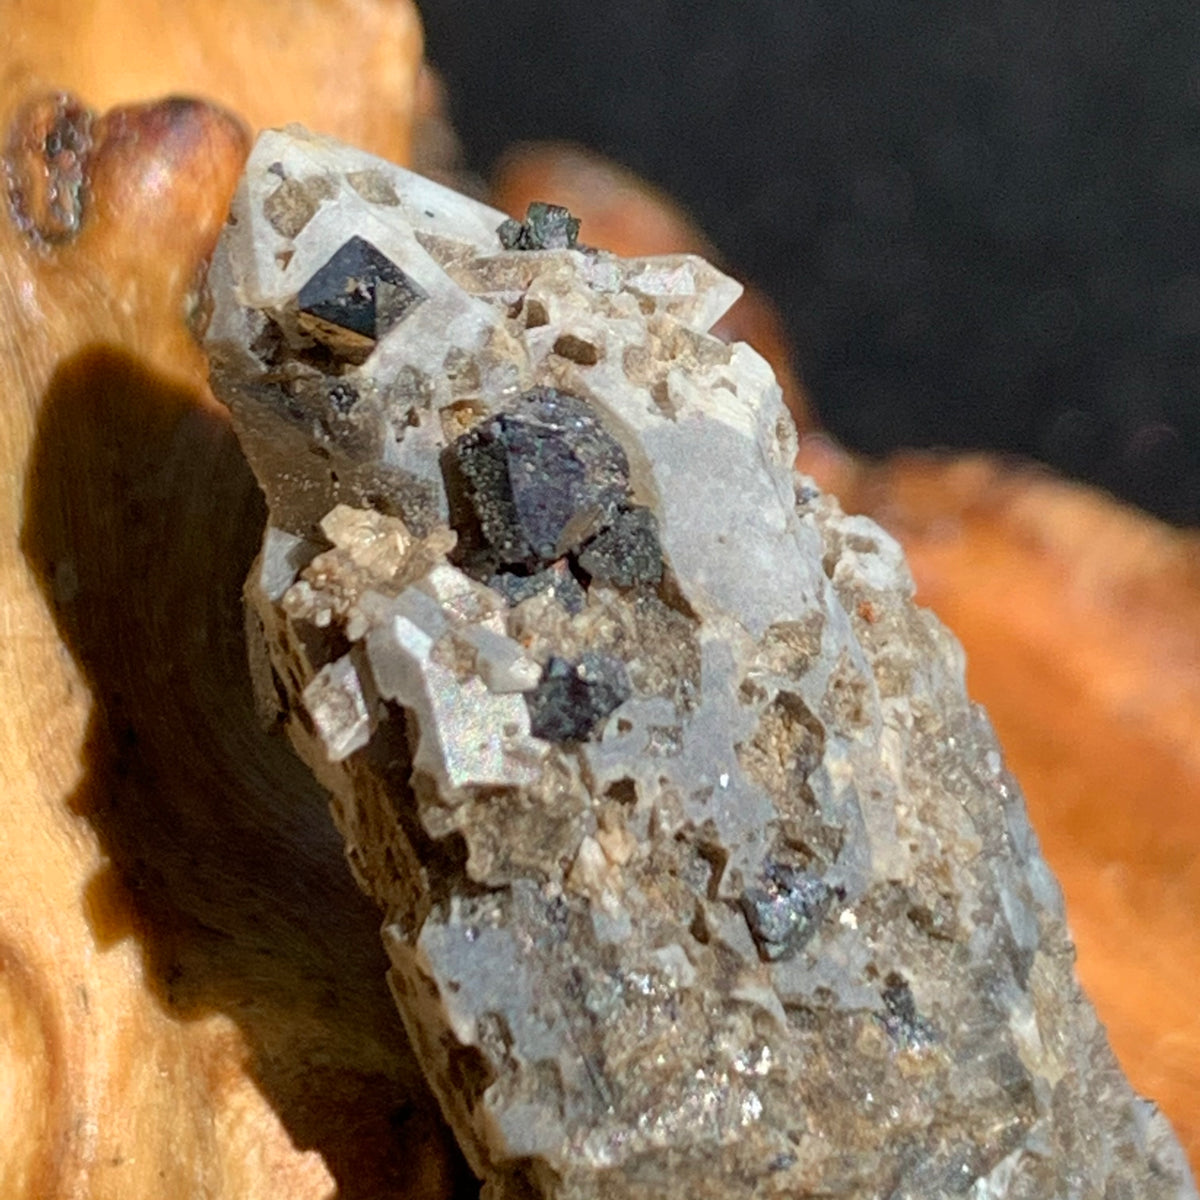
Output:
left=444, top=387, right=630, bottom=573
left=488, top=562, right=587, bottom=614
left=740, top=865, right=838, bottom=962
left=497, top=201, right=581, bottom=251
left=297, top=235, right=425, bottom=357
left=879, top=972, right=936, bottom=1049
left=526, top=653, right=632, bottom=742
left=577, top=507, right=663, bottom=587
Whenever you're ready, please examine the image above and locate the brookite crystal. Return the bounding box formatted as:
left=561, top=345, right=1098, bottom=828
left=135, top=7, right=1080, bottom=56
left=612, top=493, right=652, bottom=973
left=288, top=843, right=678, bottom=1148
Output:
left=205, top=126, right=1198, bottom=1200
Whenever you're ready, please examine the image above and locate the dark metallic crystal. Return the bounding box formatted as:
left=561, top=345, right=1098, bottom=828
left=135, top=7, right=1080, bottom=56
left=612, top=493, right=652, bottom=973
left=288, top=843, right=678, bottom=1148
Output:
left=488, top=563, right=588, bottom=614
left=880, top=972, right=936, bottom=1049
left=739, top=865, right=837, bottom=961
left=497, top=201, right=581, bottom=251
left=444, top=387, right=629, bottom=573
left=576, top=506, right=663, bottom=587
left=297, top=235, right=425, bottom=346
left=526, top=653, right=632, bottom=742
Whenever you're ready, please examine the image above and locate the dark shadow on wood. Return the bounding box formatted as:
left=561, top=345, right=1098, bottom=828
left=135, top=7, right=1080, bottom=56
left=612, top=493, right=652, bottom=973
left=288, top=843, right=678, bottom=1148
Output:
left=21, top=343, right=474, bottom=1200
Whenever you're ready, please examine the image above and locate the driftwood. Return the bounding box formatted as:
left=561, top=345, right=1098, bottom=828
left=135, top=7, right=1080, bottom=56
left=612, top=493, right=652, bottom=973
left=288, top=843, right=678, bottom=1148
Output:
left=0, top=2, right=1197, bottom=1193
left=1, top=3, right=467, bottom=1197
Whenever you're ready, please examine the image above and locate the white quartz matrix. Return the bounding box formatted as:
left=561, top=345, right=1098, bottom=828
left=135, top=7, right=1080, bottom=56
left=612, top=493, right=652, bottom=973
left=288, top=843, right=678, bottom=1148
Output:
left=206, top=127, right=1198, bottom=1200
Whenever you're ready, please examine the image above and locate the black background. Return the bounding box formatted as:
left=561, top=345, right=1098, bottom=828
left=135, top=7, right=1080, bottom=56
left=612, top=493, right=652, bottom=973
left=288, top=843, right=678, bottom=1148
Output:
left=420, top=0, right=1200, bottom=523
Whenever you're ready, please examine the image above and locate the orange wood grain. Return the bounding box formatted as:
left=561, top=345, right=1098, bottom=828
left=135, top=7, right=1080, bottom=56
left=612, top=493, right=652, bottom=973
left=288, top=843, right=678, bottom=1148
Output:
left=0, top=4, right=465, bottom=1194
left=4, top=0, right=423, bottom=163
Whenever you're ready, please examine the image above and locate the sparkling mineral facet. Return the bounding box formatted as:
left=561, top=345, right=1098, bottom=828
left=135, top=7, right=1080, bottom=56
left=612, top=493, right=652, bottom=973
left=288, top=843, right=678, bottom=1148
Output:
left=739, top=864, right=841, bottom=962
left=206, top=126, right=1199, bottom=1200
left=297, top=234, right=426, bottom=359
left=443, top=386, right=630, bottom=573
left=525, top=652, right=632, bottom=743
left=487, top=561, right=587, bottom=614
left=576, top=505, right=663, bottom=587
left=497, top=200, right=581, bottom=251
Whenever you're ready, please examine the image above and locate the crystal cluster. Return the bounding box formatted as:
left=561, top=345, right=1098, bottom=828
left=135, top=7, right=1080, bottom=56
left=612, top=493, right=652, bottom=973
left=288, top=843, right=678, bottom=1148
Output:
left=205, top=127, right=1198, bottom=1200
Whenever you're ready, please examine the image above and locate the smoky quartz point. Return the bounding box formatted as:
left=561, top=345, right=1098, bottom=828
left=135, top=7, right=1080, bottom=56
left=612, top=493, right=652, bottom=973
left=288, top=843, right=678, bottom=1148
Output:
left=205, top=126, right=1198, bottom=1200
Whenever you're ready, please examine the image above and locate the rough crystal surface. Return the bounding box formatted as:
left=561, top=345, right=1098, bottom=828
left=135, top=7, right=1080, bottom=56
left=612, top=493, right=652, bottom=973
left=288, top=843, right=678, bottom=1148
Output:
left=525, top=653, right=632, bottom=743
left=206, top=126, right=1198, bottom=1200
left=445, top=386, right=631, bottom=573
left=498, top=201, right=582, bottom=251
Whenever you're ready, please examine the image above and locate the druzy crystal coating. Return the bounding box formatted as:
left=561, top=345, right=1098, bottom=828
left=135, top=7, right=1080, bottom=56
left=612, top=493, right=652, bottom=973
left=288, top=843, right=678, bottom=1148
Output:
left=497, top=200, right=582, bottom=251
left=205, top=127, right=1198, bottom=1200
left=444, top=386, right=631, bottom=573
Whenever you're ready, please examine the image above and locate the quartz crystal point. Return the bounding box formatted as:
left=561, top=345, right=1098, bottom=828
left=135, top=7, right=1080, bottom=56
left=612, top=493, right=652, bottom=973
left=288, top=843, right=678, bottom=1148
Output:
left=205, top=126, right=1198, bottom=1200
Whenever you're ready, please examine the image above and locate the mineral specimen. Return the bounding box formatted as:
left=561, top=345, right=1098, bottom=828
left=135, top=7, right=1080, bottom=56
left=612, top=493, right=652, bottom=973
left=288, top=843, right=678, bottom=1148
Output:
left=525, top=653, right=632, bottom=743
left=296, top=233, right=427, bottom=360
left=205, top=126, right=1198, bottom=1200
left=498, top=201, right=582, bottom=251
left=443, top=386, right=633, bottom=574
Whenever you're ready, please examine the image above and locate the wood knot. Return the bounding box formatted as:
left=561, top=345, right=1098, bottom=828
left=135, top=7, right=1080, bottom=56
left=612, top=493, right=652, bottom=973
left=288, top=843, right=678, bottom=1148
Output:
left=3, top=92, right=94, bottom=245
